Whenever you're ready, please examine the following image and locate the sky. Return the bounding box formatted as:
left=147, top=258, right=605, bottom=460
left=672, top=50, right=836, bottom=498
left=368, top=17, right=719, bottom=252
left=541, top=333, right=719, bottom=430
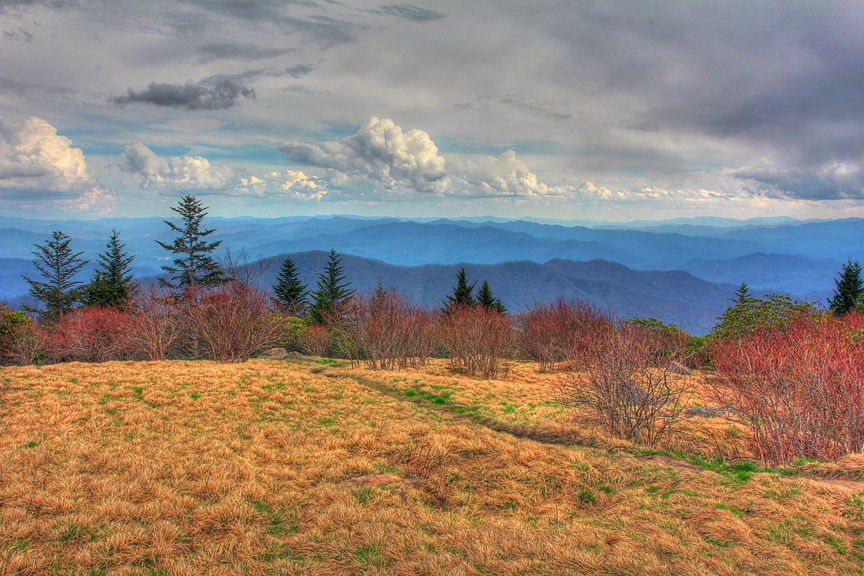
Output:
left=2, top=0, right=864, bottom=221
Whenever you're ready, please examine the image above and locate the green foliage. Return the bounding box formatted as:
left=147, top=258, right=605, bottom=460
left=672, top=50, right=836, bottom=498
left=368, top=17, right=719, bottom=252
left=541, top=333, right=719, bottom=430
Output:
left=710, top=292, right=821, bottom=340
left=444, top=267, right=475, bottom=313
left=308, top=250, right=353, bottom=325
left=156, top=195, right=225, bottom=292
left=81, top=229, right=136, bottom=308
left=732, top=281, right=752, bottom=305
left=23, top=230, right=89, bottom=321
left=273, top=256, right=307, bottom=314
left=828, top=260, right=863, bottom=316
left=476, top=280, right=506, bottom=313
left=268, top=314, right=308, bottom=349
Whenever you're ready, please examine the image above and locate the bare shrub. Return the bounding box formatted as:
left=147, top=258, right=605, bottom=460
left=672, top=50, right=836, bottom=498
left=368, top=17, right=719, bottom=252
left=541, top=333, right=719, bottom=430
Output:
left=298, top=324, right=332, bottom=357
left=184, top=282, right=282, bottom=363
left=2, top=320, right=47, bottom=366
left=709, top=316, right=864, bottom=464
left=441, top=304, right=513, bottom=379
left=559, top=320, right=693, bottom=447
left=128, top=286, right=183, bottom=361
left=329, top=287, right=439, bottom=370
left=516, top=298, right=610, bottom=372
left=46, top=306, right=136, bottom=363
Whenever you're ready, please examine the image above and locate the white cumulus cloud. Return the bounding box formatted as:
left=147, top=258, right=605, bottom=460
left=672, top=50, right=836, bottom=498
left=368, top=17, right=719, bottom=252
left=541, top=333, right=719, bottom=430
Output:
left=121, top=143, right=239, bottom=192
left=279, top=117, right=449, bottom=196
left=452, top=150, right=557, bottom=197
left=0, top=116, right=89, bottom=197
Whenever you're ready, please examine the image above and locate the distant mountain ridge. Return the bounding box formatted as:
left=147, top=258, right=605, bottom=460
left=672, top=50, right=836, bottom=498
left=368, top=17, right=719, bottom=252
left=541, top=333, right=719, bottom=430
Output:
left=1, top=215, right=857, bottom=319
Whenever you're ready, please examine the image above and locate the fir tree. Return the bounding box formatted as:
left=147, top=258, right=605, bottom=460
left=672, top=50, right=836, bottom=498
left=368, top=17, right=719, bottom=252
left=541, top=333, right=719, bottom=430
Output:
left=828, top=260, right=863, bottom=316
left=476, top=279, right=506, bottom=313
left=732, top=281, right=752, bottom=305
left=82, top=229, right=136, bottom=308
left=156, top=195, right=225, bottom=292
left=309, top=250, right=353, bottom=324
left=23, top=231, right=89, bottom=321
left=273, top=256, right=308, bottom=315
left=444, top=267, right=475, bottom=312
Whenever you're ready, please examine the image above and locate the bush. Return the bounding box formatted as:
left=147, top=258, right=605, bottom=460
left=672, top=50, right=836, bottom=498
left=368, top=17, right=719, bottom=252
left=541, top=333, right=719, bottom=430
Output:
left=516, top=299, right=611, bottom=372
left=709, top=316, right=864, bottom=464
left=441, top=304, right=512, bottom=379
left=46, top=306, right=136, bottom=363
left=1, top=305, right=45, bottom=366
left=128, top=286, right=183, bottom=361
left=184, top=282, right=282, bottom=363
left=710, top=293, right=820, bottom=341
left=298, top=324, right=332, bottom=357
left=329, top=287, right=439, bottom=370
left=559, top=320, right=693, bottom=447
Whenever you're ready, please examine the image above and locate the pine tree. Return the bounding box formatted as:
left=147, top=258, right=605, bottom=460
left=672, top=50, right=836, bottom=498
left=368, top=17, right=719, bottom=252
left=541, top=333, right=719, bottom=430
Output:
left=308, top=250, right=353, bottom=324
left=23, top=231, right=89, bottom=321
left=732, top=281, right=752, bottom=305
left=444, top=267, right=475, bottom=313
left=273, top=256, right=308, bottom=315
left=82, top=229, right=136, bottom=308
left=828, top=260, right=863, bottom=316
left=156, top=195, right=225, bottom=292
left=476, top=279, right=506, bottom=313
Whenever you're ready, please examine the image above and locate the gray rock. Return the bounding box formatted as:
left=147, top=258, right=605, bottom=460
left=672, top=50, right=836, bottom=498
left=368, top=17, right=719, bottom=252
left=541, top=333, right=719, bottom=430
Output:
left=684, top=405, right=738, bottom=418
left=670, top=361, right=693, bottom=375
left=259, top=347, right=289, bottom=360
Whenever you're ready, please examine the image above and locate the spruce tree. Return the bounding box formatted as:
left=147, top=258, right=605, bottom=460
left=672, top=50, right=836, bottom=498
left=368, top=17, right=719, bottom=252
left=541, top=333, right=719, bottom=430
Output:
left=444, top=267, right=475, bottom=313
left=732, top=281, right=752, bottom=305
left=476, top=279, right=506, bottom=313
left=273, top=256, right=308, bottom=315
left=308, top=250, right=353, bottom=324
left=82, top=229, right=136, bottom=308
left=23, top=231, right=89, bottom=321
left=828, top=260, right=863, bottom=316
left=156, top=195, right=225, bottom=292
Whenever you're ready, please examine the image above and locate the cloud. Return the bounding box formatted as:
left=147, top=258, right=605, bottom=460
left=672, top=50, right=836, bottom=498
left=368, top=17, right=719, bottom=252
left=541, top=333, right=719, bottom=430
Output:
left=121, top=143, right=238, bottom=192
left=279, top=116, right=449, bottom=195
left=56, top=185, right=117, bottom=214
left=0, top=116, right=89, bottom=197
left=453, top=150, right=555, bottom=197
left=111, top=79, right=255, bottom=111
left=195, top=41, right=291, bottom=64
left=734, top=162, right=864, bottom=200
left=373, top=4, right=445, bottom=22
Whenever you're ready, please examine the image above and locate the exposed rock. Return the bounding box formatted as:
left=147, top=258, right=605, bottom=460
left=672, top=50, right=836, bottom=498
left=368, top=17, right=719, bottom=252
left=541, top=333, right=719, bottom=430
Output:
left=285, top=351, right=316, bottom=362
left=258, top=347, right=289, bottom=360
left=670, top=361, right=693, bottom=375
left=684, top=405, right=738, bottom=418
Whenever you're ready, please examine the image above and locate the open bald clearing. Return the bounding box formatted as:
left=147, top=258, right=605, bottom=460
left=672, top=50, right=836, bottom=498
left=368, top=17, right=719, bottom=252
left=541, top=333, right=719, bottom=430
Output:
left=2, top=358, right=864, bottom=576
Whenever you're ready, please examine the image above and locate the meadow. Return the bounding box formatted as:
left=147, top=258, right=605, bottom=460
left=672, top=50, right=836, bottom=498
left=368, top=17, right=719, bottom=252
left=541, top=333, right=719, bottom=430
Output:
left=2, top=358, right=863, bottom=575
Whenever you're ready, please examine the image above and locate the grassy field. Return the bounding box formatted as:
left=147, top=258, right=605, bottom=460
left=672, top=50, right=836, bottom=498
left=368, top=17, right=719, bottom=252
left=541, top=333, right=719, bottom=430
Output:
left=2, top=359, right=864, bottom=575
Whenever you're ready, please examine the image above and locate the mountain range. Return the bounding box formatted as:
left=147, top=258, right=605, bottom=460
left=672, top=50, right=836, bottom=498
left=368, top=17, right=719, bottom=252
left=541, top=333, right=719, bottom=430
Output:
left=1, top=215, right=857, bottom=333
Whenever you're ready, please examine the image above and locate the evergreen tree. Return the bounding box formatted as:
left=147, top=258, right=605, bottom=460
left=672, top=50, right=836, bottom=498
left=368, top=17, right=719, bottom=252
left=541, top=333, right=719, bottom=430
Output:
left=828, top=260, right=863, bottom=316
left=444, top=267, right=475, bottom=312
left=309, top=250, right=353, bottom=324
left=156, top=195, right=225, bottom=292
left=81, top=229, right=136, bottom=308
left=476, top=279, right=506, bottom=313
left=732, top=281, right=752, bottom=305
left=273, top=256, right=308, bottom=315
left=23, top=231, right=89, bottom=321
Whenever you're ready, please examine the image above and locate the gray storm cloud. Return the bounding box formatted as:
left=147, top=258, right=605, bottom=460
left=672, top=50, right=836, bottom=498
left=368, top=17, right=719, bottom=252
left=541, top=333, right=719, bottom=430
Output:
left=111, top=79, right=255, bottom=111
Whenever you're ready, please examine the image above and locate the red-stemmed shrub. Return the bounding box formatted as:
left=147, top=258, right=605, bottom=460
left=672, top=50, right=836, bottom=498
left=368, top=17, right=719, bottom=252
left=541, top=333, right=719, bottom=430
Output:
left=441, top=304, right=513, bottom=379
left=709, top=316, right=864, bottom=463
left=559, top=319, right=692, bottom=447
left=128, top=286, right=183, bottom=361
left=329, top=287, right=439, bottom=370
left=183, top=282, right=282, bottom=363
left=298, top=324, right=332, bottom=358
left=516, top=298, right=610, bottom=372
left=46, top=306, right=137, bottom=363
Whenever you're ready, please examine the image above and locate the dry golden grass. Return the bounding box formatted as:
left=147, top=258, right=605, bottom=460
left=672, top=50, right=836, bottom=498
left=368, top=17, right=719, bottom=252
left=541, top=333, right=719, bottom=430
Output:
left=1, top=358, right=863, bottom=575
